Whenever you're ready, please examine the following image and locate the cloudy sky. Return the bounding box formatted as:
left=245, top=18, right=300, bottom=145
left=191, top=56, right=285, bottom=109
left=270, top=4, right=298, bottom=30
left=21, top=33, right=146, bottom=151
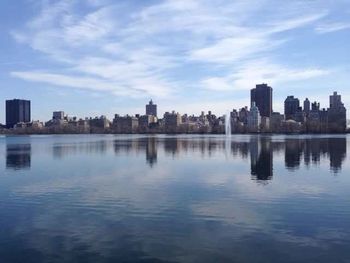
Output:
left=0, top=0, right=349, bottom=122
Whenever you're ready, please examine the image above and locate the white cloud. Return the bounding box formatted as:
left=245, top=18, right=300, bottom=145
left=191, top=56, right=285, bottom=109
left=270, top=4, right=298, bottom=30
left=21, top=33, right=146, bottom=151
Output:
left=201, top=59, right=330, bottom=91
left=315, top=22, right=350, bottom=33
left=190, top=36, right=285, bottom=63
left=11, top=71, right=172, bottom=98
left=267, top=13, right=328, bottom=34
left=9, top=0, right=340, bottom=111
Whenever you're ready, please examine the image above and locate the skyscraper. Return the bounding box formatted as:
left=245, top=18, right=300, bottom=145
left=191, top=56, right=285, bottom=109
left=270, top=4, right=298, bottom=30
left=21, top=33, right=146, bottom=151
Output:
left=303, top=98, right=310, bottom=113
left=284, top=96, right=300, bottom=120
left=250, top=84, right=273, bottom=118
left=330, top=91, right=343, bottom=108
left=6, top=99, right=31, bottom=128
left=247, top=102, right=261, bottom=132
left=328, top=92, right=346, bottom=132
left=146, top=99, right=157, bottom=117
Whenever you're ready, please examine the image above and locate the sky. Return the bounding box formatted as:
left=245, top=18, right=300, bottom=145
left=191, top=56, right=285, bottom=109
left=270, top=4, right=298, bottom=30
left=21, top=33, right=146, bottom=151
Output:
left=0, top=0, right=350, bottom=123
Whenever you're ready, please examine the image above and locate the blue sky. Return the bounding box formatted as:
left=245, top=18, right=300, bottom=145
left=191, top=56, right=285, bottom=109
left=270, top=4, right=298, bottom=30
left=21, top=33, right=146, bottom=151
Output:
left=1, top=0, right=350, bottom=123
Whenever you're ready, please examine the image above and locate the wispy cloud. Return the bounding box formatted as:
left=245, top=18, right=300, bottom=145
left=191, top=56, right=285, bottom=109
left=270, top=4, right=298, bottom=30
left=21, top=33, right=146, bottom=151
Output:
left=9, top=0, right=339, bottom=106
left=315, top=22, right=350, bottom=33
left=201, top=59, right=330, bottom=91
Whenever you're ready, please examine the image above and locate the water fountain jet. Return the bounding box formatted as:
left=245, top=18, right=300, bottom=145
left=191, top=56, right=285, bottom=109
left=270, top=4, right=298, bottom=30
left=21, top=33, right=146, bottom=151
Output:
left=225, top=111, right=232, bottom=136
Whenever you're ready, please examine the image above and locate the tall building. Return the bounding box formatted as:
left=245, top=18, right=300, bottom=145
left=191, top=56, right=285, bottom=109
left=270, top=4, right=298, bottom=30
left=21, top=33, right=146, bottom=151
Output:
left=312, top=101, right=320, bottom=111
left=238, top=107, right=249, bottom=125
left=330, top=91, right=343, bottom=108
left=6, top=99, right=31, bottom=128
left=247, top=102, right=261, bottom=132
left=328, top=92, right=346, bottom=132
left=146, top=99, right=157, bottom=117
left=303, top=98, right=310, bottom=114
left=250, top=84, right=273, bottom=118
left=284, top=96, right=300, bottom=120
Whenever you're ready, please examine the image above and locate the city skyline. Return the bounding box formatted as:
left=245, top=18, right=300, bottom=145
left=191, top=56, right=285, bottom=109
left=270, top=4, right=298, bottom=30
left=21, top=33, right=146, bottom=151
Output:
left=1, top=0, right=350, bottom=123
left=3, top=88, right=347, bottom=124
left=2, top=88, right=347, bottom=134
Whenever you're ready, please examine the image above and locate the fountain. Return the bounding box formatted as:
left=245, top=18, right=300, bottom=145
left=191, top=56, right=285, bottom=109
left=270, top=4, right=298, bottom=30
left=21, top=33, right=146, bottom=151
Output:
left=225, top=111, right=232, bottom=136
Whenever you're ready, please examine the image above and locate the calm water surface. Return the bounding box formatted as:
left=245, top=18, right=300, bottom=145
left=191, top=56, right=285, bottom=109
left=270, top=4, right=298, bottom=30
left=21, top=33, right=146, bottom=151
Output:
left=0, top=134, right=349, bottom=263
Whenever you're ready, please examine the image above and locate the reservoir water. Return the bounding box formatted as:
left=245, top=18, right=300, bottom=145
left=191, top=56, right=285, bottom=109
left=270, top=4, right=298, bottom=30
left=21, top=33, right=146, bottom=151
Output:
left=0, top=134, right=349, bottom=263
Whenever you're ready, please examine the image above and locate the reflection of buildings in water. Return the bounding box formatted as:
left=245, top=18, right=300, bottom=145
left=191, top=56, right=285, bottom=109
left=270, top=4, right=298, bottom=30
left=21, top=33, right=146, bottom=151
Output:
left=6, top=144, right=31, bottom=170
left=285, top=138, right=347, bottom=173
left=113, top=139, right=136, bottom=155
left=327, top=138, right=346, bottom=173
left=163, top=138, right=180, bottom=155
left=112, top=136, right=346, bottom=174
left=285, top=140, right=303, bottom=170
left=113, top=137, right=158, bottom=167
left=230, top=141, right=249, bottom=159
left=53, top=140, right=108, bottom=158
left=250, top=137, right=273, bottom=182
left=146, top=137, right=157, bottom=167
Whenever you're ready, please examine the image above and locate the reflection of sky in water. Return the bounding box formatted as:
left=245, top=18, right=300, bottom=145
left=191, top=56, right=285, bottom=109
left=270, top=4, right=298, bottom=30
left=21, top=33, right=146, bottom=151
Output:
left=0, top=135, right=349, bottom=262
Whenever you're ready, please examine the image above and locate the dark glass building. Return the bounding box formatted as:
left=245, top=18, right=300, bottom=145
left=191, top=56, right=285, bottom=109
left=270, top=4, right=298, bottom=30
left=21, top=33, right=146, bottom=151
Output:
left=284, top=96, right=300, bottom=120
left=6, top=99, right=31, bottom=128
left=146, top=99, right=157, bottom=117
left=250, top=84, right=273, bottom=118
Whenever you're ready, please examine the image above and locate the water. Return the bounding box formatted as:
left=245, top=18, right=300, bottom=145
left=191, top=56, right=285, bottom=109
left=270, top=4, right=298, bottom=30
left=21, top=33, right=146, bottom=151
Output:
left=0, top=134, right=350, bottom=263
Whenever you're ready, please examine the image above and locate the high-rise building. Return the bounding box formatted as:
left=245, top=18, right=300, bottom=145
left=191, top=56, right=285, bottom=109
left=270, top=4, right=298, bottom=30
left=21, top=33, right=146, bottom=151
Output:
left=330, top=91, right=343, bottom=108
left=238, top=107, right=249, bottom=125
left=284, top=96, right=300, bottom=120
left=328, top=92, right=346, bottom=132
left=250, top=84, right=273, bottom=118
left=6, top=99, right=31, bottom=128
left=146, top=99, right=157, bottom=117
left=311, top=101, right=320, bottom=111
left=303, top=98, right=310, bottom=113
left=247, top=102, right=261, bottom=132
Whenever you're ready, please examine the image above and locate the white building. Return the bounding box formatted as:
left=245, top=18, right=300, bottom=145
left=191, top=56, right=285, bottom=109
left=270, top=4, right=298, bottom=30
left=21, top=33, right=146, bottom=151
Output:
left=247, top=102, right=261, bottom=132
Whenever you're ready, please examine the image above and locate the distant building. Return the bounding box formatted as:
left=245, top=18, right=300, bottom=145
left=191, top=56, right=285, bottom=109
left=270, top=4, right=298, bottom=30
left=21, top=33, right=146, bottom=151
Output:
left=146, top=99, right=157, bottom=117
left=53, top=111, right=65, bottom=120
left=328, top=92, right=346, bottom=132
left=330, top=91, right=343, bottom=108
left=270, top=112, right=284, bottom=132
left=303, top=98, right=310, bottom=114
left=260, top=117, right=270, bottom=132
left=250, top=84, right=273, bottom=117
left=281, top=119, right=302, bottom=133
left=139, top=115, right=157, bottom=131
left=284, top=96, right=300, bottom=120
left=28, top=121, right=44, bottom=129
left=113, top=115, right=138, bottom=133
left=90, top=116, right=110, bottom=130
left=239, top=107, right=249, bottom=125
left=247, top=102, right=261, bottom=132
left=312, top=101, right=320, bottom=111
left=294, top=107, right=305, bottom=123
left=6, top=99, right=31, bottom=128
left=164, top=111, right=182, bottom=132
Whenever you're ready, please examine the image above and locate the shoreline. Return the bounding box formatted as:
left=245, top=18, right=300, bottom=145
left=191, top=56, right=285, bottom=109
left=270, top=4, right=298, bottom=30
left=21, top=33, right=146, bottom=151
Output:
left=1, top=132, right=349, bottom=136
